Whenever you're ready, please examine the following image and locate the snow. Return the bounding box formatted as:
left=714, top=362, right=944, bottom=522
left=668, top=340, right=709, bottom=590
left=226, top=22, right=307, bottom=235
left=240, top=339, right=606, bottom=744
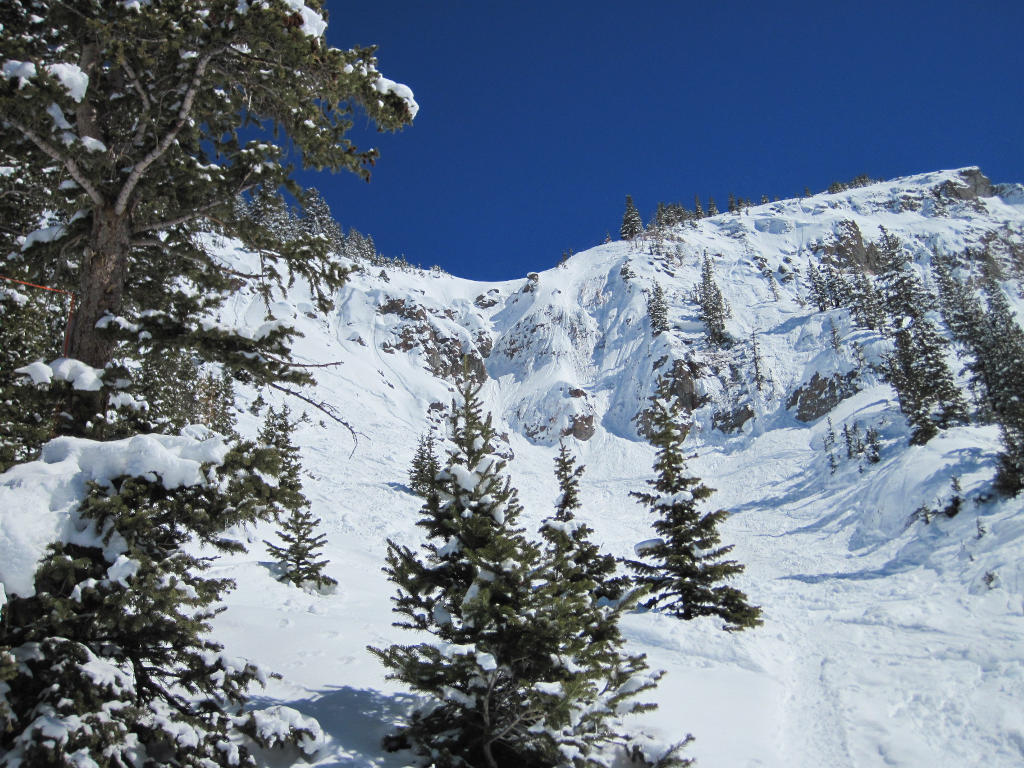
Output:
left=80, top=136, right=107, bottom=153
left=281, top=0, right=327, bottom=38
left=373, top=75, right=420, bottom=119
left=21, top=223, right=67, bottom=250
left=4, top=169, right=1024, bottom=765
left=653, top=491, right=693, bottom=507
left=634, top=538, right=664, bottom=556
left=236, top=0, right=327, bottom=38
left=14, top=360, right=54, bottom=385
left=105, top=555, right=141, bottom=587
left=16, top=358, right=104, bottom=391
left=0, top=432, right=230, bottom=596
left=475, top=651, right=497, bottom=671
left=45, top=63, right=89, bottom=102
left=246, top=705, right=325, bottom=755
left=2, top=60, right=37, bottom=87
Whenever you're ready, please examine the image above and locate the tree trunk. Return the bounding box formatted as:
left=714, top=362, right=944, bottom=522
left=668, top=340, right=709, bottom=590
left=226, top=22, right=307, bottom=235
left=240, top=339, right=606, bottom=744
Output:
left=63, top=206, right=129, bottom=434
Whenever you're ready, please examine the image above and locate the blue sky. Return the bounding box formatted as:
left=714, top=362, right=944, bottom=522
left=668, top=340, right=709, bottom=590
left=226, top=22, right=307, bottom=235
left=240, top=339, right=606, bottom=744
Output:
left=303, top=1, right=1024, bottom=281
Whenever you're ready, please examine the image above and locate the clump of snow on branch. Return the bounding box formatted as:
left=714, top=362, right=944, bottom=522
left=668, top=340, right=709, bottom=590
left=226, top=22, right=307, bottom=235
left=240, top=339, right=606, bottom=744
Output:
left=0, top=432, right=231, bottom=596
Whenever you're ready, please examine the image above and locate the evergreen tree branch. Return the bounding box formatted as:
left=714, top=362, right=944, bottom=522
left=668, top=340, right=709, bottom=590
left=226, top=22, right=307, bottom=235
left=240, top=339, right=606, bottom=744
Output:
left=3, top=116, right=104, bottom=206
left=114, top=48, right=223, bottom=216
left=131, top=180, right=260, bottom=236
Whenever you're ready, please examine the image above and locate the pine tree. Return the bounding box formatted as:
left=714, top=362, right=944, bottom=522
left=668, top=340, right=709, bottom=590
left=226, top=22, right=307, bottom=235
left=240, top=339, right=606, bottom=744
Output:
left=751, top=332, right=766, bottom=392
left=693, top=195, right=704, bottom=219
left=621, top=195, right=644, bottom=240
left=626, top=379, right=762, bottom=631
left=259, top=405, right=307, bottom=522
left=265, top=506, right=337, bottom=592
left=260, top=405, right=336, bottom=590
left=695, top=254, right=731, bottom=346
left=408, top=431, right=441, bottom=499
left=371, top=381, right=675, bottom=767
left=706, top=197, right=719, bottom=216
left=0, top=443, right=319, bottom=766
left=539, top=441, right=622, bottom=601
left=964, top=287, right=1024, bottom=493
left=1, top=0, right=416, bottom=433
left=299, top=188, right=345, bottom=255
left=824, top=417, right=838, bottom=474
left=200, top=371, right=238, bottom=437
left=0, top=283, right=65, bottom=471
left=133, top=347, right=204, bottom=432
left=876, top=231, right=967, bottom=443
left=933, top=252, right=985, bottom=349
left=806, top=261, right=830, bottom=312
left=647, top=283, right=670, bottom=335
left=848, top=269, right=885, bottom=331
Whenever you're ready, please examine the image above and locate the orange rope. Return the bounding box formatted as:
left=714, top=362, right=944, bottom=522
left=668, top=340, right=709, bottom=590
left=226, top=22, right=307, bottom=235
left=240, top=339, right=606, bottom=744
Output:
left=0, top=274, right=77, bottom=356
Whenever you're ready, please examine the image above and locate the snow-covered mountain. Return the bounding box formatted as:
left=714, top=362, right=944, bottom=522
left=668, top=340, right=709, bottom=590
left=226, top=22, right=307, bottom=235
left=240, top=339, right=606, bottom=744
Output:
left=5, top=167, right=1024, bottom=766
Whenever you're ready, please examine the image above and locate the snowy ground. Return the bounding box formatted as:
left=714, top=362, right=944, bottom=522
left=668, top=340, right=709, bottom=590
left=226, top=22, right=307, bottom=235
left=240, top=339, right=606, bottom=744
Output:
left=210, top=397, right=1024, bottom=767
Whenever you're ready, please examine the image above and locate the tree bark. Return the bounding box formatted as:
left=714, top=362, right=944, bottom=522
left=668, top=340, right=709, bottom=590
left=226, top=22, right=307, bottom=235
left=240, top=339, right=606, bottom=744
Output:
left=69, top=207, right=129, bottom=368
left=63, top=206, right=130, bottom=434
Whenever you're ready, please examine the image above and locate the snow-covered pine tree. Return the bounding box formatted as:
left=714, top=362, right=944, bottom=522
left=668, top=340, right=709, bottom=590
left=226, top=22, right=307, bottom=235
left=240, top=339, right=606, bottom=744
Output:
left=626, top=378, right=762, bottom=631
left=751, top=332, right=766, bottom=392
left=265, top=506, right=337, bottom=592
left=0, top=146, right=71, bottom=468
left=0, top=284, right=65, bottom=472
left=621, top=195, right=644, bottom=240
left=876, top=230, right=967, bottom=443
left=259, top=405, right=308, bottom=522
left=199, top=370, right=238, bottom=438
left=806, top=260, right=830, bottom=312
left=647, top=283, right=670, bottom=335
left=695, top=253, right=731, bottom=346
left=260, top=404, right=336, bottom=590
left=539, top=441, right=623, bottom=602
left=933, top=252, right=986, bottom=351
left=408, top=431, right=441, bottom=499
left=963, top=286, right=1024, bottom=494
left=0, top=443, right=320, bottom=766
left=848, top=268, right=885, bottom=332
left=299, top=188, right=346, bottom=255
left=371, top=380, right=675, bottom=767
left=1, top=0, right=416, bottom=433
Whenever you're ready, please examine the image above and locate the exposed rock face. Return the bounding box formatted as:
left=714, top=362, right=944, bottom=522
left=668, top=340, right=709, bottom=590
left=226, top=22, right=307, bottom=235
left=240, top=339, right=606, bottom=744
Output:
left=787, top=371, right=859, bottom=423
left=663, top=357, right=702, bottom=413
left=951, top=168, right=995, bottom=200
left=474, top=289, right=500, bottom=308
left=564, top=413, right=595, bottom=440
left=819, top=219, right=870, bottom=270
left=713, top=403, right=754, bottom=434
left=636, top=356, right=701, bottom=439
left=378, top=297, right=488, bottom=384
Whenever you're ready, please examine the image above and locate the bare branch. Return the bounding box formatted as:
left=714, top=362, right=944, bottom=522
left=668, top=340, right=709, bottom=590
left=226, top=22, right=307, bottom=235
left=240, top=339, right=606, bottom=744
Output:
left=267, top=382, right=363, bottom=457
left=262, top=354, right=344, bottom=369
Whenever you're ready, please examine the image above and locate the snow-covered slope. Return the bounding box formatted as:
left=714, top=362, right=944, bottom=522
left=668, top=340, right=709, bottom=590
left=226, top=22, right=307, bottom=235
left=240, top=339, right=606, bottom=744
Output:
left=5, top=167, right=1024, bottom=766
